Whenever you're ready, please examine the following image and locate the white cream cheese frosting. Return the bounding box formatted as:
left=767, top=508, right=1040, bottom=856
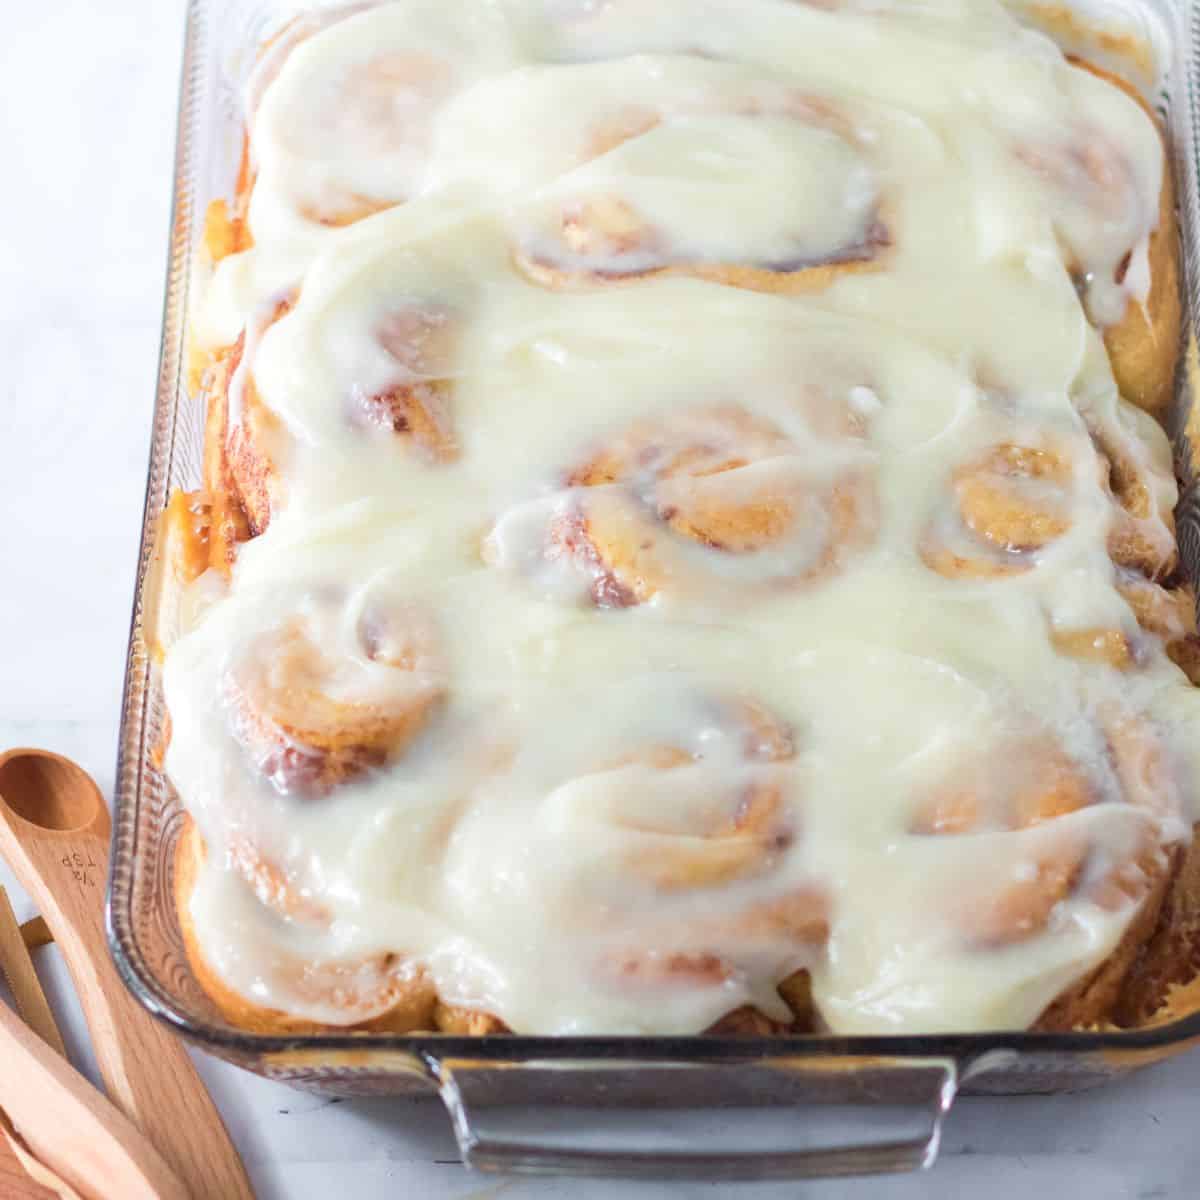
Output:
left=164, top=0, right=1199, bottom=1035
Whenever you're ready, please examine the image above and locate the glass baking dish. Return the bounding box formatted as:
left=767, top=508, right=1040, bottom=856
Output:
left=108, top=0, right=1200, bottom=1180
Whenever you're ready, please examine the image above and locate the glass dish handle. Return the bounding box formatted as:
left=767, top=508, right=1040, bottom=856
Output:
left=426, top=1052, right=959, bottom=1180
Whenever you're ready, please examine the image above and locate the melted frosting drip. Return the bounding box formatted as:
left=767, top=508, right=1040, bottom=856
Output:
left=166, top=0, right=1199, bottom=1035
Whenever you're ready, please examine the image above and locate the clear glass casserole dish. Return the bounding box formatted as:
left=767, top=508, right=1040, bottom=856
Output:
left=108, top=0, right=1200, bottom=1179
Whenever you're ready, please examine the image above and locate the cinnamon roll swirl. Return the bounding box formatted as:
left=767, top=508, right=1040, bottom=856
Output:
left=448, top=685, right=829, bottom=1034
left=427, top=693, right=826, bottom=1036
left=175, top=818, right=439, bottom=1034
left=490, top=398, right=876, bottom=608
left=910, top=721, right=1173, bottom=946
left=241, top=1, right=523, bottom=231
left=222, top=589, right=445, bottom=798
left=919, top=412, right=1192, bottom=672
left=201, top=289, right=461, bottom=544
left=511, top=87, right=890, bottom=293
left=907, top=713, right=1185, bottom=1029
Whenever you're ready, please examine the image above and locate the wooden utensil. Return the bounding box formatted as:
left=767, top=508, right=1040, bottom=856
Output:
left=0, top=985, right=187, bottom=1199
left=0, top=885, right=66, bottom=1057
left=0, top=1127, right=60, bottom=1200
left=0, top=749, right=254, bottom=1200
left=21, top=917, right=52, bottom=949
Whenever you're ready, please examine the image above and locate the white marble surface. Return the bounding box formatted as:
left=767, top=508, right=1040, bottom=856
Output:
left=2, top=2, right=1200, bottom=1196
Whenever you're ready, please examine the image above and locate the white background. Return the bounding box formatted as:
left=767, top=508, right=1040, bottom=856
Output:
left=1, top=2, right=1198, bottom=1196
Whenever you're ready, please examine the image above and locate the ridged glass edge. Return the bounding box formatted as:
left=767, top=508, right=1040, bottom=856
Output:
left=107, top=0, right=208, bottom=1024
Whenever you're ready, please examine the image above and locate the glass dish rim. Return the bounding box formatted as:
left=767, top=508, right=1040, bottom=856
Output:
left=106, top=0, right=1200, bottom=1067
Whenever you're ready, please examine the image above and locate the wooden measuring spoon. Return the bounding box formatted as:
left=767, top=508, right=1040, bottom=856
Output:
left=0, top=993, right=187, bottom=1200
left=0, top=750, right=254, bottom=1200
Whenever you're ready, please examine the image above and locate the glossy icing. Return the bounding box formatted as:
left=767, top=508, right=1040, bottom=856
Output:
left=165, top=0, right=1197, bottom=1035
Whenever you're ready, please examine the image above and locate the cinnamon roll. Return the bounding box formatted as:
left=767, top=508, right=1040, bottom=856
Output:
left=222, top=589, right=445, bottom=798
left=920, top=441, right=1078, bottom=581
left=508, top=686, right=828, bottom=1033
left=242, top=1, right=522, bottom=231
left=202, top=290, right=461, bottom=542
left=430, top=694, right=825, bottom=1036
left=907, top=714, right=1184, bottom=1029
left=491, top=400, right=876, bottom=607
left=1013, top=57, right=1181, bottom=418
left=910, top=721, right=1172, bottom=947
left=170, top=580, right=454, bottom=1035
left=919, top=430, right=1171, bottom=581
left=426, top=53, right=901, bottom=296
left=198, top=298, right=293, bottom=546
left=1077, top=60, right=1180, bottom=422
left=920, top=416, right=1192, bottom=672
left=168, top=581, right=446, bottom=958
left=1054, top=403, right=1198, bottom=672
left=194, top=4, right=378, bottom=297
left=175, top=817, right=439, bottom=1034
left=511, top=87, right=890, bottom=293
left=584, top=697, right=799, bottom=888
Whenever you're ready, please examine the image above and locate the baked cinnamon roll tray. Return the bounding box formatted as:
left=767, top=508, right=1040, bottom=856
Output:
left=109, top=0, right=1200, bottom=1178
